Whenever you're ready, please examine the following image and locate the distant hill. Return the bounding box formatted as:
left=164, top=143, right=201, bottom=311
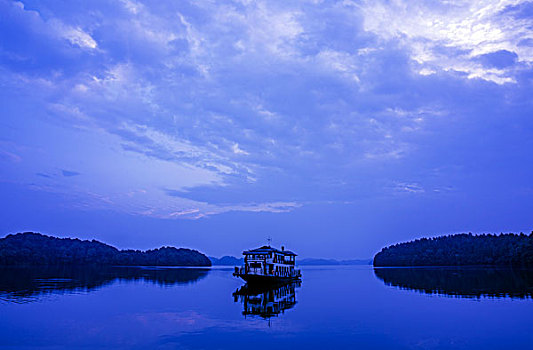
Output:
left=299, top=258, right=372, bottom=265
left=374, top=233, right=533, bottom=267
left=0, top=232, right=211, bottom=266
left=209, top=256, right=244, bottom=266
left=209, top=255, right=371, bottom=266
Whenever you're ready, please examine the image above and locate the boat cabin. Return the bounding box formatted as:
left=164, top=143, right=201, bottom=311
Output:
left=237, top=245, right=301, bottom=279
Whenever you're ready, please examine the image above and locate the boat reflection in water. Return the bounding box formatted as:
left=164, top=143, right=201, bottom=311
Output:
left=233, top=281, right=301, bottom=319
left=374, top=267, right=533, bottom=299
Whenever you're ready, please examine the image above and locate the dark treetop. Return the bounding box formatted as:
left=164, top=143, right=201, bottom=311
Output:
left=0, top=232, right=211, bottom=266
left=373, top=232, right=533, bottom=267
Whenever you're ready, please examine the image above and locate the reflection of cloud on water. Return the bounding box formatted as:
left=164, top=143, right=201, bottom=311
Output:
left=133, top=310, right=295, bottom=335
left=134, top=311, right=221, bottom=330
left=147, top=310, right=304, bottom=349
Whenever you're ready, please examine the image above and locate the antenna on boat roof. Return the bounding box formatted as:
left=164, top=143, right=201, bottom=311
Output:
left=267, top=237, right=272, bottom=246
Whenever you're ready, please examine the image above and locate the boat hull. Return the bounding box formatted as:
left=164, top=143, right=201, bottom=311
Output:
left=233, top=273, right=300, bottom=285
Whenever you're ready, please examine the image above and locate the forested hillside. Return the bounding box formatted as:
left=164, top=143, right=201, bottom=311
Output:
left=0, top=232, right=211, bottom=266
left=374, top=233, right=533, bottom=267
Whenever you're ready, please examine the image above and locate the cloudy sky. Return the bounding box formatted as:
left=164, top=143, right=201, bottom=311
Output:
left=1, top=0, right=532, bottom=258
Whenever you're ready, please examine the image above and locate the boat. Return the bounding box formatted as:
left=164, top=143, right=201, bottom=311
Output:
left=233, top=245, right=302, bottom=284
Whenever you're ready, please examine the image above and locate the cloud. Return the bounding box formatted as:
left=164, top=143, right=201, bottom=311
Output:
left=30, top=180, right=303, bottom=220
left=0, top=0, right=532, bottom=223
left=161, top=201, right=302, bottom=220
left=2, top=1, right=97, bottom=53
left=358, top=0, right=533, bottom=84
left=51, top=20, right=97, bottom=50
left=393, top=182, right=425, bottom=194
left=0, top=149, right=22, bottom=163
left=36, top=173, right=52, bottom=178
left=232, top=143, right=249, bottom=155
left=61, top=170, right=81, bottom=177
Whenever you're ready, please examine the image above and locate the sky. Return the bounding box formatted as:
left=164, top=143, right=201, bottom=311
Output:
left=1, top=0, right=532, bottom=259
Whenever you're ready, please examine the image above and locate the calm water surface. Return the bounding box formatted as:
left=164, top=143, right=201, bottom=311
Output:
left=0, top=265, right=532, bottom=349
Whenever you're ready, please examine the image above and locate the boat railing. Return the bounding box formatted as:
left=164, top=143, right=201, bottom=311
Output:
left=234, top=266, right=302, bottom=278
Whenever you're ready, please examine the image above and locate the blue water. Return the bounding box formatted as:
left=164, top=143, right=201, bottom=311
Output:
left=0, top=265, right=532, bottom=349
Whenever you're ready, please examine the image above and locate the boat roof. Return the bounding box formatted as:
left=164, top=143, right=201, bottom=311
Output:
left=242, top=245, right=297, bottom=256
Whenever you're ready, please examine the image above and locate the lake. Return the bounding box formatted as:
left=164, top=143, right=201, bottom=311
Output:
left=0, top=265, right=532, bottom=349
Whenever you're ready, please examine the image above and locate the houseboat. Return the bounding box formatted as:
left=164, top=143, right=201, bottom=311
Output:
left=233, top=245, right=302, bottom=284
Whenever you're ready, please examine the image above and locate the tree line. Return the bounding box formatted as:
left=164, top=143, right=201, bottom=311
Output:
left=373, top=232, right=533, bottom=267
left=0, top=232, right=212, bottom=266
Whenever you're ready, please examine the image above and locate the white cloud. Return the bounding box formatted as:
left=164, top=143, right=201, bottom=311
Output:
left=7, top=1, right=97, bottom=51
left=210, top=2, right=304, bottom=58
left=232, top=143, right=249, bottom=155
left=120, top=0, right=142, bottom=15
left=160, top=201, right=302, bottom=220
left=359, top=0, right=533, bottom=84
left=393, top=182, right=425, bottom=194
left=60, top=26, right=97, bottom=49
left=316, top=49, right=361, bottom=83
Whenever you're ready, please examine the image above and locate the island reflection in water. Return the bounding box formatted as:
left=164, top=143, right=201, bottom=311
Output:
left=374, top=267, right=533, bottom=299
left=0, top=265, right=209, bottom=303
left=233, top=281, right=301, bottom=319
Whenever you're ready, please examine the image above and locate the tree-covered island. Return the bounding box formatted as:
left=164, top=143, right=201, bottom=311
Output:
left=374, top=233, right=533, bottom=267
left=0, top=232, right=211, bottom=266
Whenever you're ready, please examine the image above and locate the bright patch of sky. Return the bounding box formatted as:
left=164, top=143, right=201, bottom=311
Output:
left=1, top=0, right=532, bottom=257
